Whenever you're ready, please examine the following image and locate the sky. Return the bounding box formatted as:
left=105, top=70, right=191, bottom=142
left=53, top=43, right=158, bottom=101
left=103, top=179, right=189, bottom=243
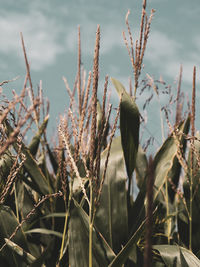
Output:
left=1, top=0, right=200, bottom=151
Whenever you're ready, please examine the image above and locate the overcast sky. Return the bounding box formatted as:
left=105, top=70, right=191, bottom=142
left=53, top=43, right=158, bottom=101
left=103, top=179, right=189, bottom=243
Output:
left=1, top=0, right=200, bottom=150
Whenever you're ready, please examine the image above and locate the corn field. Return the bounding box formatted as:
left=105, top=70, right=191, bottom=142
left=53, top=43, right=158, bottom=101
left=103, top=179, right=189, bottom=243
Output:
left=0, top=0, right=200, bottom=266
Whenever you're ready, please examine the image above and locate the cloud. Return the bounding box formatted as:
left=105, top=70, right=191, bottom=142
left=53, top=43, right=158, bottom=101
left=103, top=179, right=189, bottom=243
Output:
left=145, top=30, right=200, bottom=85
left=178, top=3, right=200, bottom=19
left=65, top=20, right=124, bottom=56
left=101, top=25, right=124, bottom=54
left=146, top=31, right=181, bottom=64
left=0, top=10, right=64, bottom=71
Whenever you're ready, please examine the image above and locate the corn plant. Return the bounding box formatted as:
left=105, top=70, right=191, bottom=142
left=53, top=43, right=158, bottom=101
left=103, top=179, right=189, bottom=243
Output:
left=0, top=0, right=200, bottom=267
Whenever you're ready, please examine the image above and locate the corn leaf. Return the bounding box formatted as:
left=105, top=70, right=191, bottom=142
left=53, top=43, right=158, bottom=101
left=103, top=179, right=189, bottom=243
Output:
left=108, top=215, right=147, bottom=267
left=4, top=238, right=36, bottom=265
left=43, top=212, right=66, bottom=218
left=28, top=115, right=49, bottom=156
left=95, top=136, right=128, bottom=253
left=68, top=199, right=115, bottom=267
left=17, top=182, right=40, bottom=226
left=0, top=151, right=14, bottom=181
left=153, top=245, right=200, bottom=267
left=167, top=116, right=190, bottom=202
left=46, top=143, right=58, bottom=174
left=135, top=145, right=148, bottom=190
left=179, top=131, right=200, bottom=253
left=30, top=239, right=55, bottom=267
left=4, top=120, right=50, bottom=196
left=153, top=119, right=189, bottom=201
left=25, top=228, right=63, bottom=239
left=0, top=205, right=29, bottom=266
left=111, top=77, right=140, bottom=180
left=20, top=147, right=49, bottom=195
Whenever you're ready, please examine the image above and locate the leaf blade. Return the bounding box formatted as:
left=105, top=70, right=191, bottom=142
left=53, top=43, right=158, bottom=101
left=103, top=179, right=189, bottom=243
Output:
left=111, top=77, right=140, bottom=179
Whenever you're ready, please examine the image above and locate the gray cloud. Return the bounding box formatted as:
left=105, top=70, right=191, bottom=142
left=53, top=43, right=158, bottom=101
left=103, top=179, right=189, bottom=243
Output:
left=0, top=10, right=64, bottom=71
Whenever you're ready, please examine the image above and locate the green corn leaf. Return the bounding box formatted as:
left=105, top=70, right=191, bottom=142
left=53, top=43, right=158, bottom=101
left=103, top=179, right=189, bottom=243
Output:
left=167, top=116, right=190, bottom=202
left=46, top=142, right=58, bottom=174
left=180, top=247, right=189, bottom=267
left=152, top=118, right=190, bottom=242
left=128, top=146, right=148, bottom=235
left=29, top=115, right=49, bottom=156
left=178, top=131, right=200, bottom=253
left=108, top=214, right=147, bottom=267
left=38, top=152, right=55, bottom=191
left=68, top=199, right=115, bottom=267
left=184, top=131, right=200, bottom=220
left=108, top=206, right=158, bottom=267
left=111, top=77, right=140, bottom=180
left=128, top=174, right=146, bottom=235
left=16, top=182, right=39, bottom=226
left=20, top=147, right=49, bottom=196
left=135, top=145, right=148, bottom=190
left=153, top=118, right=189, bottom=202
left=43, top=212, right=67, bottom=218
left=25, top=228, right=63, bottom=239
left=0, top=205, right=29, bottom=266
left=153, top=245, right=200, bottom=267
left=4, top=238, right=36, bottom=265
left=0, top=151, right=14, bottom=182
left=4, top=120, right=50, bottom=196
left=30, top=239, right=56, bottom=267
left=95, top=136, right=128, bottom=253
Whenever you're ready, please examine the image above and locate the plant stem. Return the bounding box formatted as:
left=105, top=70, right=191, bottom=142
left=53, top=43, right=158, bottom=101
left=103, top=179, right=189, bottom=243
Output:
left=59, top=180, right=72, bottom=261
left=189, top=66, right=196, bottom=251
left=189, top=152, right=193, bottom=251
left=59, top=210, right=69, bottom=260
left=89, top=178, right=93, bottom=267
left=189, top=178, right=192, bottom=251
left=134, top=86, right=137, bottom=98
left=14, top=183, right=19, bottom=222
left=165, top=178, right=170, bottom=244
left=159, top=102, right=165, bottom=143
left=144, top=156, right=154, bottom=267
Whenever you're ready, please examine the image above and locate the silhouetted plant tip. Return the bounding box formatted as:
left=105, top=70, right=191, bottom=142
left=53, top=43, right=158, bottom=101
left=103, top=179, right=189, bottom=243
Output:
left=90, top=25, right=100, bottom=176
left=123, top=0, right=155, bottom=96
left=175, top=65, right=183, bottom=126
left=77, top=25, right=82, bottom=116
